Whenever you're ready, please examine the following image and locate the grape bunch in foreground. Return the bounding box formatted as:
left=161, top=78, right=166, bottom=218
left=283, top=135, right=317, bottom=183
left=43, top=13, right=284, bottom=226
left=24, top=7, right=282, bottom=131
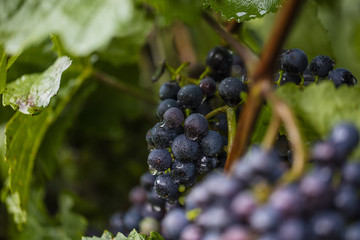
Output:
left=106, top=46, right=359, bottom=240
left=166, top=123, right=360, bottom=240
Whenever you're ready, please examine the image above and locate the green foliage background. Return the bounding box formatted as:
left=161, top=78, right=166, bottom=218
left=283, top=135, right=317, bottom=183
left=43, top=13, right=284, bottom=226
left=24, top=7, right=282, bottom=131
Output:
left=0, top=0, right=360, bottom=239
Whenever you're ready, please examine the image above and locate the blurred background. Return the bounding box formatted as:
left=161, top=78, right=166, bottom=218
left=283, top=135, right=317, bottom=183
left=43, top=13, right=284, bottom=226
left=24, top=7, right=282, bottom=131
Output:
left=0, top=0, right=359, bottom=239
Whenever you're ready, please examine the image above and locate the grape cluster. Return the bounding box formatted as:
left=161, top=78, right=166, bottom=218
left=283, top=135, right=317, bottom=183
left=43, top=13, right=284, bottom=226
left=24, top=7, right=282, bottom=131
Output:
left=145, top=46, right=248, bottom=203
left=159, top=123, right=360, bottom=240
left=277, top=48, right=357, bottom=87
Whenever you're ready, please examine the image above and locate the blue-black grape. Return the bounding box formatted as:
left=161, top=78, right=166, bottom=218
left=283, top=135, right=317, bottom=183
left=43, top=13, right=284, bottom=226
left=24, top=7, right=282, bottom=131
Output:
left=200, top=130, right=223, bottom=156
left=171, top=134, right=199, bottom=162
left=196, top=156, right=218, bottom=174
left=157, top=98, right=179, bottom=119
left=219, top=77, right=246, bottom=107
left=281, top=48, right=308, bottom=74
left=159, top=81, right=180, bottom=100
left=280, top=72, right=302, bottom=85
left=310, top=55, right=335, bottom=77
left=161, top=208, right=189, bottom=240
left=206, top=46, right=233, bottom=76
left=123, top=206, right=143, bottom=231
left=184, top=113, right=208, bottom=141
left=163, top=107, right=184, bottom=129
left=147, top=148, right=173, bottom=172
left=329, top=122, right=360, bottom=158
left=154, top=174, right=180, bottom=201
left=150, top=122, right=177, bottom=149
left=310, top=211, right=345, bottom=240
left=170, top=160, right=196, bottom=183
left=177, top=84, right=204, bottom=109
left=199, top=77, right=217, bottom=97
left=328, top=68, right=357, bottom=87
left=140, top=172, right=157, bottom=191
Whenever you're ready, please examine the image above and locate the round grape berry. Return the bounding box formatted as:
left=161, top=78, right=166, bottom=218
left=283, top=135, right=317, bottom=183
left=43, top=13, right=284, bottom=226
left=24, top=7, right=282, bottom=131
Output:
left=184, top=113, right=209, bottom=141
left=281, top=48, right=308, bottom=74
left=219, top=77, right=246, bottom=107
left=206, top=46, right=233, bottom=76
left=328, top=68, right=357, bottom=87
left=199, top=77, right=217, bottom=97
left=177, top=84, right=204, bottom=109
left=159, top=81, right=180, bottom=100
left=163, top=107, right=184, bottom=129
left=147, top=149, right=173, bottom=172
left=310, top=55, right=335, bottom=77
left=154, top=174, right=180, bottom=201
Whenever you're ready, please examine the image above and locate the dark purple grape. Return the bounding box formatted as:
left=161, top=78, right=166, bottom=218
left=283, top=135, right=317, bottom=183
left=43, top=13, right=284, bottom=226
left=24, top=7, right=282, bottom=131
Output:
left=109, top=212, right=127, bottom=235
left=311, top=141, right=338, bottom=165
left=334, top=185, right=360, bottom=219
left=171, top=134, right=199, bottom=162
left=250, top=205, right=281, bottom=233
left=310, top=55, right=335, bottom=77
left=203, top=171, right=241, bottom=198
left=157, top=98, right=179, bottom=119
left=147, top=189, right=166, bottom=210
left=129, top=186, right=147, bottom=205
left=140, top=172, right=157, bottom=191
left=185, top=184, right=211, bottom=210
left=180, top=224, right=203, bottom=240
left=159, top=81, right=180, bottom=100
left=199, top=77, right=217, bottom=97
left=184, top=113, right=208, bottom=141
left=329, top=122, right=359, bottom=158
left=206, top=46, right=233, bottom=76
left=151, top=122, right=177, bottom=149
left=230, top=191, right=257, bottom=221
left=219, top=225, right=252, bottom=240
left=200, top=130, right=223, bottom=156
left=163, top=107, right=184, bottom=129
left=147, top=149, right=173, bottom=172
left=278, top=218, right=308, bottom=240
left=170, top=160, right=196, bottom=183
left=219, top=77, right=247, bottom=107
left=280, top=72, right=302, bottom=85
left=196, top=155, right=218, bottom=174
left=177, top=84, right=204, bottom=109
left=310, top=211, right=345, bottom=240
left=154, top=174, right=180, bottom=201
left=196, top=205, right=233, bottom=230
left=142, top=203, right=165, bottom=220
left=346, top=222, right=360, bottom=240
left=123, top=206, right=143, bottom=231
left=280, top=48, right=308, bottom=74
left=342, top=162, right=360, bottom=187
left=328, top=68, right=357, bottom=87
left=269, top=185, right=304, bottom=217
left=161, top=208, right=189, bottom=240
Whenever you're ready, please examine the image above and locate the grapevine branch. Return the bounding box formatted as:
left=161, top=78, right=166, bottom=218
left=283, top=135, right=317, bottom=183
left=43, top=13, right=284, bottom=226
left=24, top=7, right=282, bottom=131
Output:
left=203, top=0, right=306, bottom=174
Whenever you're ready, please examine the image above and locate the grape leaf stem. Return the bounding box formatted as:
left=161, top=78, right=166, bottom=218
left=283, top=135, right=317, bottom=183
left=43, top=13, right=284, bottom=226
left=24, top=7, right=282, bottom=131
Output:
left=94, top=70, right=158, bottom=105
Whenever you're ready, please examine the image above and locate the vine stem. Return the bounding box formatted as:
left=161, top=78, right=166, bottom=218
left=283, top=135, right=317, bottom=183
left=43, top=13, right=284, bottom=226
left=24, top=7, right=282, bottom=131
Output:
left=93, top=70, right=158, bottom=106
left=266, top=91, right=307, bottom=184
left=205, top=105, right=227, bottom=119
left=223, top=0, right=306, bottom=174
left=226, top=106, right=237, bottom=153
left=261, top=110, right=281, bottom=151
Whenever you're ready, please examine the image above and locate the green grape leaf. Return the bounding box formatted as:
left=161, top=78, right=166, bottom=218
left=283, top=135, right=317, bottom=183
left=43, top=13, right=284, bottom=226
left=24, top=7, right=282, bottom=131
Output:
left=204, top=0, right=282, bottom=22
left=5, top=192, right=27, bottom=225
left=2, top=56, right=71, bottom=115
left=0, top=46, right=6, bottom=94
left=143, top=0, right=203, bottom=25
left=82, top=229, right=164, bottom=240
left=149, top=232, right=165, bottom=240
left=276, top=82, right=360, bottom=158
left=0, top=0, right=145, bottom=56
left=11, top=189, right=87, bottom=239
left=5, top=67, right=91, bottom=223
